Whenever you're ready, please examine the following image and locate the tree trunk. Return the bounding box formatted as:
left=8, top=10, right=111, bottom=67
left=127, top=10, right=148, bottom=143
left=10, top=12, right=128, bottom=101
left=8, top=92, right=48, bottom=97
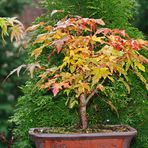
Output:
left=79, top=94, right=88, bottom=129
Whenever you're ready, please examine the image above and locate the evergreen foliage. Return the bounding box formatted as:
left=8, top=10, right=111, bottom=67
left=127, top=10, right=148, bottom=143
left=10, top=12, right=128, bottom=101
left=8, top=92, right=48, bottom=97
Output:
left=135, top=0, right=148, bottom=38
left=10, top=0, right=148, bottom=147
left=43, top=0, right=143, bottom=38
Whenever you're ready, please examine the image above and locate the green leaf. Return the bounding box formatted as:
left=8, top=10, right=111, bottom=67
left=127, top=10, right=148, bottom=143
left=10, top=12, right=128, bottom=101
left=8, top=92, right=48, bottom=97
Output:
left=66, top=97, right=78, bottom=109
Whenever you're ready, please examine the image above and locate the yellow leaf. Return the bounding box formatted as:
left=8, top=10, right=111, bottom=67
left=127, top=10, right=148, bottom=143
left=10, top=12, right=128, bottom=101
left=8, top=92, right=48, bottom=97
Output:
left=59, top=62, right=67, bottom=71
left=108, top=76, right=115, bottom=83
left=92, top=76, right=99, bottom=86
left=92, top=68, right=110, bottom=80
left=135, top=62, right=145, bottom=72
left=11, top=25, right=24, bottom=42
left=70, top=50, right=74, bottom=56
left=92, top=36, right=102, bottom=42
left=70, top=66, right=75, bottom=73
left=0, top=17, right=8, bottom=43
left=52, top=30, right=67, bottom=39
left=34, top=33, right=50, bottom=44
left=146, top=84, right=148, bottom=90
left=31, top=45, right=45, bottom=59
left=125, top=60, right=132, bottom=71
left=116, top=65, right=127, bottom=76
left=136, top=71, right=147, bottom=84
left=63, top=56, right=70, bottom=65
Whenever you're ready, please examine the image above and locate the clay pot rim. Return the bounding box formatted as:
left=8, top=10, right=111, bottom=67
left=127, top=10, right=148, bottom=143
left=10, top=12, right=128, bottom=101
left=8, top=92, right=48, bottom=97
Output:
left=29, top=125, right=137, bottom=139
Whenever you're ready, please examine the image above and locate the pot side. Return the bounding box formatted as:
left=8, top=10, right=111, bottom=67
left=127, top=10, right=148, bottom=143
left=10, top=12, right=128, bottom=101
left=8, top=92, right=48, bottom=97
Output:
left=29, top=125, right=137, bottom=148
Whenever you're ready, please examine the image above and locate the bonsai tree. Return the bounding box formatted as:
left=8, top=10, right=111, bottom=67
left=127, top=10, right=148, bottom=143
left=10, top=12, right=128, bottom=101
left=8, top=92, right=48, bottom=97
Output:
left=24, top=16, right=148, bottom=129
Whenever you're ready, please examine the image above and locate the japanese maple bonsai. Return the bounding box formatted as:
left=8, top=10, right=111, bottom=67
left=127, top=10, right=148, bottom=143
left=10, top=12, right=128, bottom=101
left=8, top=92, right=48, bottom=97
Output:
left=22, top=16, right=148, bottom=147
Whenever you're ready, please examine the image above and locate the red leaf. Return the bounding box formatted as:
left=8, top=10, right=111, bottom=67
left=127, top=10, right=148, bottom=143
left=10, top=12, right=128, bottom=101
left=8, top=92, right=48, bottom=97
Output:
left=53, top=36, right=71, bottom=53
left=112, top=29, right=128, bottom=37
left=63, top=82, right=70, bottom=88
left=52, top=87, right=59, bottom=96
left=52, top=83, right=60, bottom=96
left=47, top=49, right=56, bottom=62
left=95, top=28, right=111, bottom=36
left=130, top=40, right=140, bottom=50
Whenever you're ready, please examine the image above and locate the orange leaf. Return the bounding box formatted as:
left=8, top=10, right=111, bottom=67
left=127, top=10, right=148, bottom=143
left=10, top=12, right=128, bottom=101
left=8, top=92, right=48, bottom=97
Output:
left=26, top=22, right=44, bottom=32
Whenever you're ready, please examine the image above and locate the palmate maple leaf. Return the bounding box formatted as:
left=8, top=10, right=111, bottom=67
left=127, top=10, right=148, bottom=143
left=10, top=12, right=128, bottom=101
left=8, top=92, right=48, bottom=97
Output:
left=0, top=17, right=24, bottom=44
left=4, top=63, right=41, bottom=82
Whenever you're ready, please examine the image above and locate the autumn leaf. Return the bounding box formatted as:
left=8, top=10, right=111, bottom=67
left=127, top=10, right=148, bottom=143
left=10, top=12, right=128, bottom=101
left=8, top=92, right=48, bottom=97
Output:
left=0, top=17, right=24, bottom=43
left=26, top=63, right=41, bottom=78
left=4, top=64, right=26, bottom=82
left=95, top=28, right=111, bottom=36
left=31, top=45, right=46, bottom=59
left=108, top=76, right=115, bottom=83
left=97, top=84, right=105, bottom=91
left=91, top=36, right=104, bottom=43
left=10, top=25, right=24, bottom=42
left=93, top=19, right=105, bottom=26
left=34, top=33, right=50, bottom=44
left=0, top=17, right=8, bottom=43
left=6, top=17, right=23, bottom=26
left=52, top=83, right=62, bottom=96
left=26, top=22, right=44, bottom=32
left=51, top=10, right=64, bottom=17
left=53, top=36, right=71, bottom=53
left=138, top=55, right=148, bottom=64
left=112, top=29, right=128, bottom=37
left=70, top=66, right=75, bottom=73
left=135, top=62, right=145, bottom=72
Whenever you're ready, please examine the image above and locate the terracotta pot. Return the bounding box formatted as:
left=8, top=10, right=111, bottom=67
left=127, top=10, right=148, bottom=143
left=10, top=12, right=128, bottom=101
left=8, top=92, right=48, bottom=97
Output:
left=29, top=125, right=137, bottom=148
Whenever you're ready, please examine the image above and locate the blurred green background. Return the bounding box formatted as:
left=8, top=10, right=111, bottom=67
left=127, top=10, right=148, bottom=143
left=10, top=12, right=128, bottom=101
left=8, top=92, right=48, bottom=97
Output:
left=0, top=0, right=43, bottom=147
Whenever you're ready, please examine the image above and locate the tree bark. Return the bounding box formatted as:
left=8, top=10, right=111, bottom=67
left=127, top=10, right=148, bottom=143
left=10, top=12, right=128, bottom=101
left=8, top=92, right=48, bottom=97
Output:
left=79, top=94, right=88, bottom=129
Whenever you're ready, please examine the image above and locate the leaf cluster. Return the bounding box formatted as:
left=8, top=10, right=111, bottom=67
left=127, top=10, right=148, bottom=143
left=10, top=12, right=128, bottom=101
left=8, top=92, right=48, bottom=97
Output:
left=43, top=0, right=143, bottom=38
left=0, top=17, right=24, bottom=44
left=26, top=17, right=148, bottom=110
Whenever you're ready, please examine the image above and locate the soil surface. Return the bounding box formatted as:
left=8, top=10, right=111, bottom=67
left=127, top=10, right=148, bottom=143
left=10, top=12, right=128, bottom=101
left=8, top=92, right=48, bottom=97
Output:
left=33, top=125, right=132, bottom=134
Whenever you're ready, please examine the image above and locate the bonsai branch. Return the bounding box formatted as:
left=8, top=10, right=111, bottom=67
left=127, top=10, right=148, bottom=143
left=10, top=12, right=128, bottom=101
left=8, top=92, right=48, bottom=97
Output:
left=86, top=89, right=97, bottom=104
